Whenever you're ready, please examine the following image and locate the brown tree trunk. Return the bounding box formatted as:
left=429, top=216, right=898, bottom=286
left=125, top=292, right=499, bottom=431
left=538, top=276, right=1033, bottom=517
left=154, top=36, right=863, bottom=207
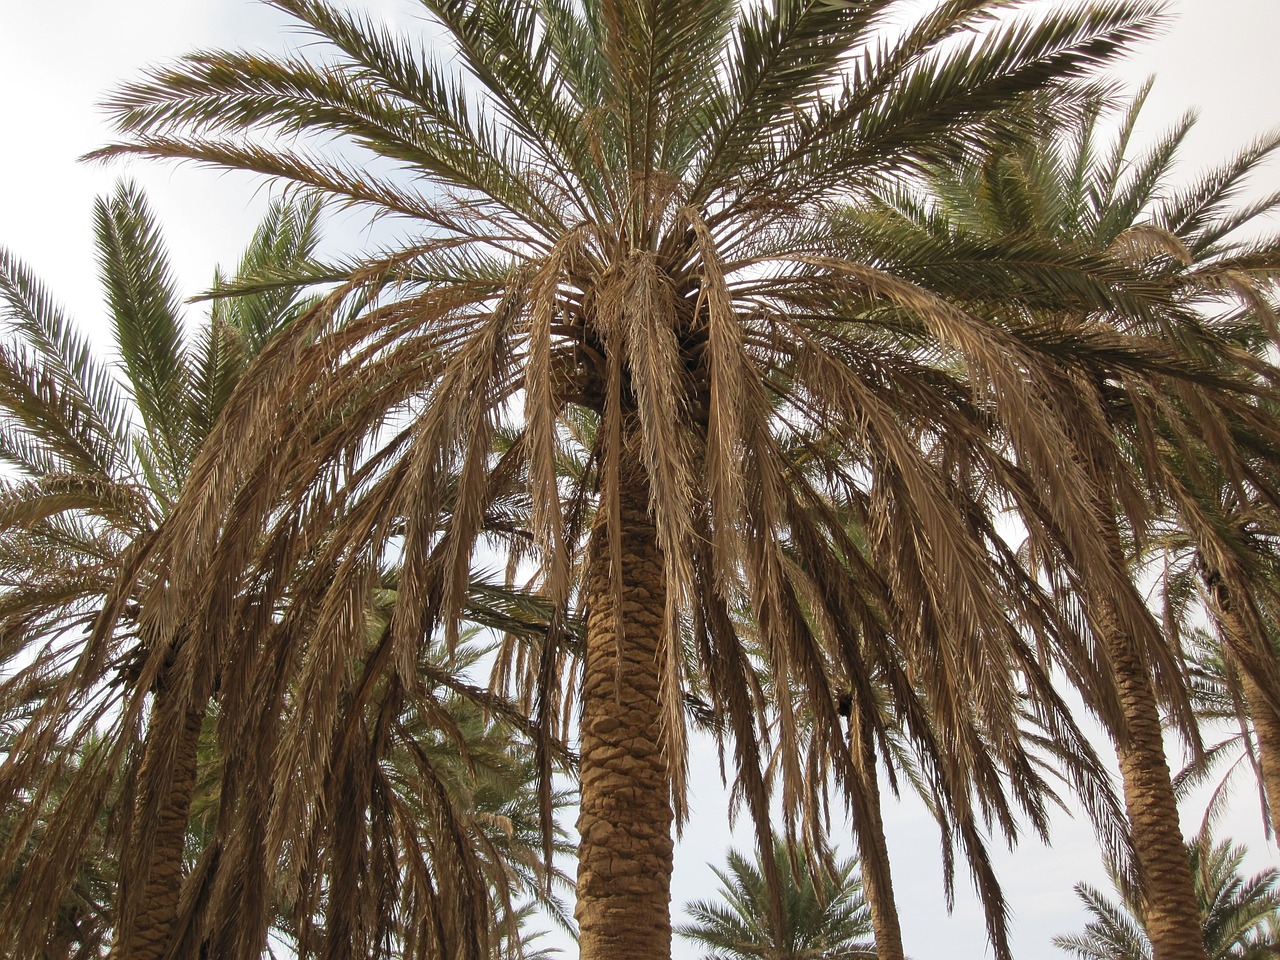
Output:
left=1202, top=570, right=1280, bottom=841
left=1095, top=595, right=1206, bottom=960
left=847, top=709, right=905, bottom=960
left=575, top=450, right=674, bottom=960
left=112, top=697, right=205, bottom=960
left=1241, top=672, right=1280, bottom=840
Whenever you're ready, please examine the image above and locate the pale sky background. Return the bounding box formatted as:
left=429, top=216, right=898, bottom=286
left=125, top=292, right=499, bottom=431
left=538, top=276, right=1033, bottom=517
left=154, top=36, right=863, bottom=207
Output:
left=2, top=1, right=1279, bottom=957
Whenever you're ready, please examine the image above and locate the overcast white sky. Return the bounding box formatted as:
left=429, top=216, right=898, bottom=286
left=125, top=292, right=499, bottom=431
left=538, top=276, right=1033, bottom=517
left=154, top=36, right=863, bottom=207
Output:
left=2, top=1, right=1279, bottom=957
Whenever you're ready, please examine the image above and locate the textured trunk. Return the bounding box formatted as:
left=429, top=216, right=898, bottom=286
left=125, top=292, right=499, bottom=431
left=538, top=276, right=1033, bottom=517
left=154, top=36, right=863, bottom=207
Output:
left=1095, top=594, right=1206, bottom=960
left=112, top=696, right=205, bottom=960
left=847, top=710, right=905, bottom=960
left=1236, top=671, right=1280, bottom=841
left=575, top=452, right=674, bottom=960
left=1239, top=670, right=1280, bottom=840
left=1202, top=570, right=1280, bottom=841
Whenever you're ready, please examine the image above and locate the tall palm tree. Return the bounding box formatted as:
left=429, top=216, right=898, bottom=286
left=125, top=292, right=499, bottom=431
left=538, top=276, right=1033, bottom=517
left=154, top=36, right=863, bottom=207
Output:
left=1175, top=626, right=1280, bottom=840
left=843, top=83, right=1280, bottom=956
left=1153, top=432, right=1280, bottom=841
left=92, top=2, right=1228, bottom=958
left=676, top=842, right=875, bottom=960
left=1054, top=832, right=1280, bottom=960
left=0, top=183, right=324, bottom=959
left=748, top=521, right=1130, bottom=960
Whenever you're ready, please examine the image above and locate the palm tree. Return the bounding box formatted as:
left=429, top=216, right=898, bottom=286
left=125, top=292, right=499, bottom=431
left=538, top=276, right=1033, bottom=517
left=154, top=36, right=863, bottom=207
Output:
left=1153, top=434, right=1280, bottom=841
left=0, top=183, right=322, bottom=959
left=0, top=183, right=579, bottom=959
left=92, top=2, right=1233, bottom=958
left=1055, top=832, right=1280, bottom=960
left=747, top=529, right=1130, bottom=960
left=846, top=82, right=1280, bottom=956
left=676, top=842, right=875, bottom=960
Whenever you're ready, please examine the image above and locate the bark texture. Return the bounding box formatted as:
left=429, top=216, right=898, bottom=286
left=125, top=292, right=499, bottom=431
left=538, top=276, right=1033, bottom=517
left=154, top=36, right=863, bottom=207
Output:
left=112, top=697, right=205, bottom=960
left=575, top=455, right=674, bottom=960
left=1096, top=597, right=1207, bottom=960
left=1240, top=670, right=1280, bottom=841
left=1203, top=570, right=1280, bottom=840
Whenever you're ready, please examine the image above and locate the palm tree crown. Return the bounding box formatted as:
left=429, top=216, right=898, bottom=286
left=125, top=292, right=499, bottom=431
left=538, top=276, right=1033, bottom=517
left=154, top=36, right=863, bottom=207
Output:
left=677, top=842, right=875, bottom=960
left=1055, top=832, right=1280, bottom=960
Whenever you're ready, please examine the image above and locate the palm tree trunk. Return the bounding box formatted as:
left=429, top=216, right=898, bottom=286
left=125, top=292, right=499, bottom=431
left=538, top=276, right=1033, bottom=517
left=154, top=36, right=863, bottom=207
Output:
left=576, top=451, right=674, bottom=960
left=847, top=708, right=905, bottom=960
left=1200, top=568, right=1280, bottom=841
left=112, top=696, right=205, bottom=960
left=1239, top=671, right=1280, bottom=841
left=1094, top=593, right=1206, bottom=960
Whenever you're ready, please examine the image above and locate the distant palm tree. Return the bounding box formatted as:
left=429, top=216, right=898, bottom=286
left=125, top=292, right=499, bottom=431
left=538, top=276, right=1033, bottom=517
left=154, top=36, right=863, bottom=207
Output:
left=677, top=843, right=875, bottom=960
left=1055, top=833, right=1280, bottom=960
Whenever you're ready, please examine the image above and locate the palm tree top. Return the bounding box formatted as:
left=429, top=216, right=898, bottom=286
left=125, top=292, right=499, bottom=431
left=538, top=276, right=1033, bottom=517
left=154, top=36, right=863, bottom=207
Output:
left=677, top=842, right=875, bottom=960
left=1055, top=832, right=1280, bottom=960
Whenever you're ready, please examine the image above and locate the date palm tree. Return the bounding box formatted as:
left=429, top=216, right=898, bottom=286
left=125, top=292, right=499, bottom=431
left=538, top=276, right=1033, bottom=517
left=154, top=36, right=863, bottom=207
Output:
left=1175, top=625, right=1280, bottom=842
left=1054, top=833, right=1280, bottom=960
left=842, top=82, right=1280, bottom=957
left=0, top=183, right=323, bottom=960
left=91, top=2, right=1218, bottom=958
left=676, top=842, right=875, bottom=960
left=0, top=183, right=578, bottom=959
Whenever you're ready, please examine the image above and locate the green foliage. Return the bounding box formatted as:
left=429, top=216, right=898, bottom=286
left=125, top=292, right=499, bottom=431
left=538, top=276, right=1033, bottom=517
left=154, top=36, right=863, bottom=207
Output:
left=1055, top=833, right=1280, bottom=960
left=677, top=842, right=875, bottom=960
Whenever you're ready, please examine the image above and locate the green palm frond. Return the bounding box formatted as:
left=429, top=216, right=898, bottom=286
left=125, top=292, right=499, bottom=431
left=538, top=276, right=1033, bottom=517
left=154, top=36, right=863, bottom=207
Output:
left=93, top=182, right=191, bottom=494
left=0, top=250, right=134, bottom=477
left=1056, top=833, right=1280, bottom=960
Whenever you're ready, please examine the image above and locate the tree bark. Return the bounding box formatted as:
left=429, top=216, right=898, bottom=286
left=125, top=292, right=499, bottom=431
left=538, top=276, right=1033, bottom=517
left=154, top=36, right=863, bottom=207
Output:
left=575, top=449, right=674, bottom=960
left=112, top=696, right=205, bottom=960
left=1240, top=671, right=1280, bottom=841
left=1094, top=594, right=1206, bottom=960
left=847, top=709, right=905, bottom=960
left=1239, top=670, right=1280, bottom=844
left=1201, top=568, right=1280, bottom=841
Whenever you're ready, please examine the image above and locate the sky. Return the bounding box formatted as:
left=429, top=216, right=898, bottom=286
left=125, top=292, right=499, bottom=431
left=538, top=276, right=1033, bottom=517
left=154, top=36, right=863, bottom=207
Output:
left=2, top=0, right=1279, bottom=957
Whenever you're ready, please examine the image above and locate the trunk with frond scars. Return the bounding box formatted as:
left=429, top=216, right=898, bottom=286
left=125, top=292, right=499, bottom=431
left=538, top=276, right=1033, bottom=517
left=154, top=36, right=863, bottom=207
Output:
left=112, top=697, right=205, bottom=960
left=1095, top=597, right=1207, bottom=960
left=1200, top=569, right=1280, bottom=841
left=1215, top=613, right=1280, bottom=840
left=847, top=708, right=905, bottom=960
left=576, top=454, right=674, bottom=960
left=1241, top=671, right=1280, bottom=842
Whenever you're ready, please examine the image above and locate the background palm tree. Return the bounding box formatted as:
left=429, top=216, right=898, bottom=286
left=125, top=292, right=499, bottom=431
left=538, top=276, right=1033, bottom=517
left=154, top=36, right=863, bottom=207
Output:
left=0, top=182, right=321, bottom=960
left=676, top=842, right=875, bottom=960
left=0, top=728, right=118, bottom=960
left=1176, top=627, right=1280, bottom=840
left=1055, top=832, right=1280, bottom=960
left=842, top=82, right=1280, bottom=955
